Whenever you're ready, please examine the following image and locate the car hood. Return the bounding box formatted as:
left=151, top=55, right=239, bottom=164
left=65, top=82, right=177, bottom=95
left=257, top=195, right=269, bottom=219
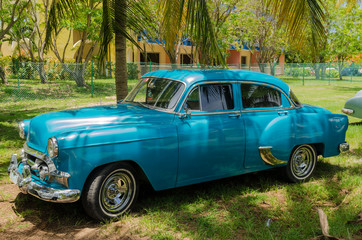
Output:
left=26, top=103, right=174, bottom=153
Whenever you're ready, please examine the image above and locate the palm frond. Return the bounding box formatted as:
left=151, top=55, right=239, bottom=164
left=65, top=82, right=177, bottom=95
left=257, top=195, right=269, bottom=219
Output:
left=160, top=0, right=225, bottom=65
left=99, top=0, right=152, bottom=62
left=45, top=0, right=80, bottom=50
left=268, top=0, right=327, bottom=48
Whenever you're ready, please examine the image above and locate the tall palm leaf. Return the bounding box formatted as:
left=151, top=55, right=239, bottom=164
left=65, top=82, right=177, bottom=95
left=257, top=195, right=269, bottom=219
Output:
left=160, top=0, right=225, bottom=65
left=268, top=0, right=327, bottom=48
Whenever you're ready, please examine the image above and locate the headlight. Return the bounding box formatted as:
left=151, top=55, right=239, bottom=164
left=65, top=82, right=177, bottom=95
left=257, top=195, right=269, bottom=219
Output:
left=47, top=137, right=59, bottom=158
left=18, top=122, right=25, bottom=139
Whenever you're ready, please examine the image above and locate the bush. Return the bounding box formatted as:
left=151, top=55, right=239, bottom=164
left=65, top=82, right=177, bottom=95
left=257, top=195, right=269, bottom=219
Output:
left=326, top=68, right=339, bottom=78
left=285, top=67, right=312, bottom=77
left=18, top=62, right=36, bottom=80
left=127, top=63, right=140, bottom=80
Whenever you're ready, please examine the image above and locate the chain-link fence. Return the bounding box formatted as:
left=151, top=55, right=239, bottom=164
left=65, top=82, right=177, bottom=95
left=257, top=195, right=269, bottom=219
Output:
left=1, top=61, right=361, bottom=104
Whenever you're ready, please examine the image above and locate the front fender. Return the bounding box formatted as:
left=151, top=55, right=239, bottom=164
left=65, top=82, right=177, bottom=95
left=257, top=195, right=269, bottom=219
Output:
left=55, top=124, right=179, bottom=192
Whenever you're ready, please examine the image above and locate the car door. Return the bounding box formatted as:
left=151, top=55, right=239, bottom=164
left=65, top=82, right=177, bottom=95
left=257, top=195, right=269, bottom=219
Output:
left=240, top=83, right=295, bottom=169
left=175, top=82, right=245, bottom=187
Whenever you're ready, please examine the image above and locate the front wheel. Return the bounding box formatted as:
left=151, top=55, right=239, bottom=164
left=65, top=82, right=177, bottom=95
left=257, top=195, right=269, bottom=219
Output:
left=82, top=163, right=139, bottom=221
left=285, top=144, right=317, bottom=183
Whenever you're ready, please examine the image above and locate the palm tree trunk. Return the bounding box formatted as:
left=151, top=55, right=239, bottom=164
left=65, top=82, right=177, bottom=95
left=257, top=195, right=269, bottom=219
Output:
left=0, top=66, right=7, bottom=84
left=115, top=0, right=128, bottom=101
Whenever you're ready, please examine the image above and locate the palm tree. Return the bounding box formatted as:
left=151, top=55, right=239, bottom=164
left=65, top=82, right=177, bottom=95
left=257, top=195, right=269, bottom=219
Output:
left=46, top=0, right=329, bottom=101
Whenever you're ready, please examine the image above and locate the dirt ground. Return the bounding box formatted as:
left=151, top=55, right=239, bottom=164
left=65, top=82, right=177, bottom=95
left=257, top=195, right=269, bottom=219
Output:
left=0, top=183, right=145, bottom=240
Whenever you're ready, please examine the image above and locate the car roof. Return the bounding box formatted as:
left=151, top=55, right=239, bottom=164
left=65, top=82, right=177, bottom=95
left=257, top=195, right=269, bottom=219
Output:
left=142, top=69, right=290, bottom=93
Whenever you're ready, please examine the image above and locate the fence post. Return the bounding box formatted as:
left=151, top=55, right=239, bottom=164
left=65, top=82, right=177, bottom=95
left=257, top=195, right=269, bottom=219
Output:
left=302, top=62, right=305, bottom=86
left=239, top=62, right=240, bottom=69
left=328, top=62, right=331, bottom=85
left=350, top=62, right=353, bottom=82
left=16, top=60, right=20, bottom=101
left=150, top=61, right=152, bottom=72
left=91, top=60, right=94, bottom=97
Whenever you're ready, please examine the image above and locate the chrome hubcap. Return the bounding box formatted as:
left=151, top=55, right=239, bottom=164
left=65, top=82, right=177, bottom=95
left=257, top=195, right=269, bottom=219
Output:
left=100, top=171, right=134, bottom=214
left=291, top=146, right=314, bottom=178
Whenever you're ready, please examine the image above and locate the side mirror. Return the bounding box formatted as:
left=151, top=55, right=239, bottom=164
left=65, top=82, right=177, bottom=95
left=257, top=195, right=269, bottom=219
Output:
left=179, top=108, right=191, bottom=119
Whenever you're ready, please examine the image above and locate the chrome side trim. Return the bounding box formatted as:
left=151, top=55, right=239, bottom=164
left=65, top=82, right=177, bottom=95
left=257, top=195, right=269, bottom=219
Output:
left=8, top=154, right=80, bottom=203
left=177, top=80, right=296, bottom=114
left=190, top=110, right=241, bottom=116
left=240, top=107, right=294, bottom=113
left=339, top=142, right=349, bottom=152
left=259, top=146, right=287, bottom=165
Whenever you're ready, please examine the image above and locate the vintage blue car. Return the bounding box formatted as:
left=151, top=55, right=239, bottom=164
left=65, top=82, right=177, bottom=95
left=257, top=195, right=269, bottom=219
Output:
left=8, top=69, right=349, bottom=220
left=342, top=90, right=362, bottom=119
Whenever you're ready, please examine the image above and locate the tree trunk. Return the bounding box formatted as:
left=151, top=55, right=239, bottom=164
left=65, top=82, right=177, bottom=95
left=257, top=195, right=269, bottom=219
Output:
left=0, top=66, right=7, bottom=84
left=338, top=61, right=343, bottom=80
left=37, top=62, right=48, bottom=84
left=269, top=62, right=275, bottom=76
left=258, top=62, right=265, bottom=73
left=313, top=63, right=320, bottom=80
left=115, top=0, right=128, bottom=101
left=61, top=63, right=87, bottom=87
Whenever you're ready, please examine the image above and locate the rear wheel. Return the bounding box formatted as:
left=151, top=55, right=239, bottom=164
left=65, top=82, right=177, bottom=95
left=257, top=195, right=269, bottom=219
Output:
left=82, top=163, right=139, bottom=221
left=285, top=145, right=317, bottom=183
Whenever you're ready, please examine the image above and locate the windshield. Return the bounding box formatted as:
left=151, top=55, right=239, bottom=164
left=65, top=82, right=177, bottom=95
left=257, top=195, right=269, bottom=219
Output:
left=124, top=77, right=185, bottom=110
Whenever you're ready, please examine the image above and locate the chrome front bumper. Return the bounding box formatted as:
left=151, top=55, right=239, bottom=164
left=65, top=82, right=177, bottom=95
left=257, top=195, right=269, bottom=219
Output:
left=339, top=142, right=349, bottom=152
left=8, top=154, right=80, bottom=203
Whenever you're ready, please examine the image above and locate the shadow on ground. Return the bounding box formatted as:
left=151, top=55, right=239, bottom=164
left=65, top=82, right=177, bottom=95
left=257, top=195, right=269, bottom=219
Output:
left=5, top=158, right=359, bottom=239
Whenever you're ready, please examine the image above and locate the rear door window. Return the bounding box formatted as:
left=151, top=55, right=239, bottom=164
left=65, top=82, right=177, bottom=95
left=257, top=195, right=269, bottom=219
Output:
left=241, top=84, right=281, bottom=108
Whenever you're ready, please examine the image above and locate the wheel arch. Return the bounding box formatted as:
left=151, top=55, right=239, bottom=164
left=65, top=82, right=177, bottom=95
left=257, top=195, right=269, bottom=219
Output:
left=82, top=160, right=153, bottom=196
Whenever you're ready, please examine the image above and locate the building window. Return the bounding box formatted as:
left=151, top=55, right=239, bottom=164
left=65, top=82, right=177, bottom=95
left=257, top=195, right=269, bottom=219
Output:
left=181, top=54, right=193, bottom=65
left=241, top=56, right=247, bottom=65
left=140, top=52, right=160, bottom=64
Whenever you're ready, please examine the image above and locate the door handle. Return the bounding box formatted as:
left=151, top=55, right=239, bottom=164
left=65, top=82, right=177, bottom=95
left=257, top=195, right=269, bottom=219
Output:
left=278, top=111, right=288, bottom=116
left=228, top=113, right=241, bottom=118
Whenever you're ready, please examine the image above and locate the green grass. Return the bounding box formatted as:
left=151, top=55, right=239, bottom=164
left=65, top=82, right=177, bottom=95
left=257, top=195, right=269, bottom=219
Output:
left=0, top=80, right=361, bottom=239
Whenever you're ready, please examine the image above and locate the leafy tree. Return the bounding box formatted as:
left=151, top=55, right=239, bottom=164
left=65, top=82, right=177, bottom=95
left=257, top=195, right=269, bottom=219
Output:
left=227, top=0, right=288, bottom=74
left=329, top=2, right=361, bottom=79
left=9, top=0, right=52, bottom=83
left=49, top=0, right=102, bottom=87
left=138, top=0, right=186, bottom=66
left=207, top=0, right=237, bottom=64
left=0, top=0, right=31, bottom=84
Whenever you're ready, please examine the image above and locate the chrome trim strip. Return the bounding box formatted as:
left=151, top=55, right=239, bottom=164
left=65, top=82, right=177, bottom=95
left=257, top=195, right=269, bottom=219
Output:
left=189, top=110, right=241, bottom=116
left=24, top=143, right=46, bottom=160
left=259, top=146, right=287, bottom=165
left=177, top=80, right=296, bottom=114
left=8, top=154, right=80, bottom=203
left=241, top=107, right=295, bottom=113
